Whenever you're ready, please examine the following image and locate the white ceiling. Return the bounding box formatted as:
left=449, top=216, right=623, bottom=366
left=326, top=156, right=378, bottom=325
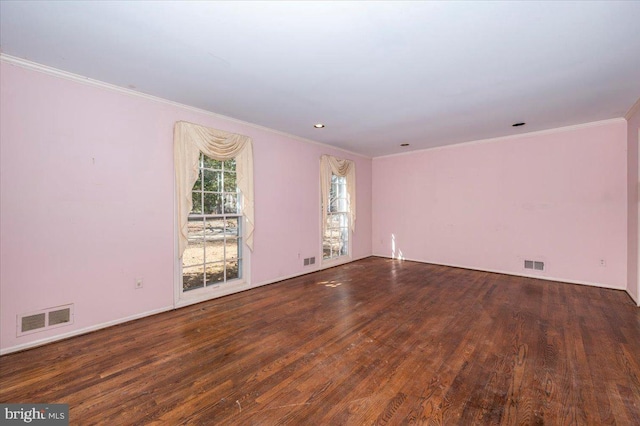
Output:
left=1, top=1, right=639, bottom=157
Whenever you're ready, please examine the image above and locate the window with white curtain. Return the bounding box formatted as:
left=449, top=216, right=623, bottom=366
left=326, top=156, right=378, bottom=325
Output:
left=174, top=121, right=254, bottom=302
left=323, top=174, right=349, bottom=260
left=320, top=154, right=355, bottom=263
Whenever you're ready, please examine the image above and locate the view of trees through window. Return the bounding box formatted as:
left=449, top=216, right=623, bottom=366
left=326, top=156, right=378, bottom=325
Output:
left=323, top=174, right=349, bottom=260
left=182, top=154, right=242, bottom=291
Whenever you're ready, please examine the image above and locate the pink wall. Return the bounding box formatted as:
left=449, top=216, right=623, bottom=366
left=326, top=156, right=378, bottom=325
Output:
left=372, top=120, right=628, bottom=289
left=627, top=101, right=640, bottom=304
left=0, top=61, right=372, bottom=352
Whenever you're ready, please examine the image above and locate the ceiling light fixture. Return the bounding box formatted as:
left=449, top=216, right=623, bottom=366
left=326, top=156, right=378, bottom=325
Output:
left=313, top=123, right=325, bottom=129
left=512, top=122, right=526, bottom=127
left=400, top=143, right=410, bottom=147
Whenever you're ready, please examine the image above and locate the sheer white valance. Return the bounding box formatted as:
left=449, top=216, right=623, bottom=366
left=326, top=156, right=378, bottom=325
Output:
left=174, top=121, right=254, bottom=257
left=320, top=154, right=356, bottom=233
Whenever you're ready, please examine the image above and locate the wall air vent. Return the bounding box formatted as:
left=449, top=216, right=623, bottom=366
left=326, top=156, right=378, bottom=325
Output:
left=17, top=304, right=74, bottom=336
left=21, top=313, right=46, bottom=333
left=48, top=307, right=71, bottom=326
left=524, top=259, right=545, bottom=271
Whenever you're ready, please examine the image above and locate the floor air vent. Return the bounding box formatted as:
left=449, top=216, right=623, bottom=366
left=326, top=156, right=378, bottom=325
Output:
left=17, top=304, right=74, bottom=336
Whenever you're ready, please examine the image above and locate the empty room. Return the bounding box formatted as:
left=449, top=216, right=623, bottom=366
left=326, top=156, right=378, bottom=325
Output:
left=1, top=1, right=640, bottom=424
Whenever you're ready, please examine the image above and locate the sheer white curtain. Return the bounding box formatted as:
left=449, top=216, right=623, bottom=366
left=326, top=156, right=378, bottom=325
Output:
left=174, top=121, right=254, bottom=257
left=320, top=154, right=356, bottom=233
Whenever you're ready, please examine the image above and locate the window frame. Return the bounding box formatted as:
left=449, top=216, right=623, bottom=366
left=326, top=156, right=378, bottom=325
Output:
left=322, top=173, right=352, bottom=264
left=175, top=154, right=251, bottom=307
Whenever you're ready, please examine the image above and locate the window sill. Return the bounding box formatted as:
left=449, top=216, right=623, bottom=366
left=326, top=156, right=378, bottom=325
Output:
left=321, top=255, right=352, bottom=269
left=175, top=279, right=251, bottom=309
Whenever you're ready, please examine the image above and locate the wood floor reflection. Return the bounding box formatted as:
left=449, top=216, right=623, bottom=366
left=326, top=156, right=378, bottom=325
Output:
left=2, top=257, right=639, bottom=424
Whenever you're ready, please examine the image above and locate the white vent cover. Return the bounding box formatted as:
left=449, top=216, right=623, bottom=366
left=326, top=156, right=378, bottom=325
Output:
left=17, top=304, right=74, bottom=336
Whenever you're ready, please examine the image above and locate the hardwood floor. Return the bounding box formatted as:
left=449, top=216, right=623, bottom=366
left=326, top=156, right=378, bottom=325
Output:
left=2, top=257, right=639, bottom=425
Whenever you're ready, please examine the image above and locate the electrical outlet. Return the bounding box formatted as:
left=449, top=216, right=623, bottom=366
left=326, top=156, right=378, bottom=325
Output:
left=135, top=278, right=143, bottom=289
left=600, top=259, right=606, bottom=267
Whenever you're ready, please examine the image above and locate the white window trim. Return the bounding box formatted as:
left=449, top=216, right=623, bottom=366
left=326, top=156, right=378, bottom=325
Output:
left=173, top=122, right=254, bottom=308
left=319, top=155, right=355, bottom=266
left=174, top=231, right=252, bottom=308
left=321, top=174, right=352, bottom=266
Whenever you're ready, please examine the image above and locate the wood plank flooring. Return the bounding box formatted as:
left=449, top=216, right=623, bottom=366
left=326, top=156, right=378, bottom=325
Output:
left=1, top=257, right=640, bottom=425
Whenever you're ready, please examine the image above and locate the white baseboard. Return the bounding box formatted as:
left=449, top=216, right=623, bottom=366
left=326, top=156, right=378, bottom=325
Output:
left=1, top=254, right=374, bottom=355
left=251, top=254, right=372, bottom=289
left=626, top=288, right=640, bottom=306
left=372, top=253, right=625, bottom=291
left=0, top=305, right=174, bottom=355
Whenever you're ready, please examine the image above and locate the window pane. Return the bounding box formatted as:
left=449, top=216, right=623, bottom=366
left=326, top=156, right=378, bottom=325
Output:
left=182, top=152, right=244, bottom=291
left=327, top=214, right=341, bottom=229
left=223, top=194, right=238, bottom=214
left=339, top=230, right=349, bottom=256
left=206, top=262, right=224, bottom=286
left=223, top=171, right=236, bottom=192
left=223, top=158, right=236, bottom=171
left=187, top=217, right=205, bottom=237
left=183, top=240, right=204, bottom=267
left=225, top=217, right=239, bottom=237
left=226, top=260, right=240, bottom=280
left=205, top=217, right=225, bottom=235
left=205, top=238, right=224, bottom=265
left=184, top=218, right=205, bottom=266
left=323, top=246, right=331, bottom=260
left=183, top=265, right=204, bottom=291
left=203, top=156, right=222, bottom=170
left=202, top=170, right=220, bottom=192
left=203, top=193, right=222, bottom=214
left=204, top=218, right=225, bottom=264
left=192, top=192, right=202, bottom=213
left=225, top=237, right=239, bottom=260
left=193, top=170, right=202, bottom=190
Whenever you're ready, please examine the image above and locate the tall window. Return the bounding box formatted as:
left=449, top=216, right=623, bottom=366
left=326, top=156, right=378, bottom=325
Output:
left=320, top=154, right=355, bottom=263
left=323, top=174, right=349, bottom=260
left=182, top=154, right=242, bottom=291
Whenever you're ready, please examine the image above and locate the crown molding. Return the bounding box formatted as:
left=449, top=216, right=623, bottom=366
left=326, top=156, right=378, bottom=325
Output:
left=625, top=96, right=640, bottom=121
left=374, top=117, right=627, bottom=160
left=0, top=54, right=370, bottom=160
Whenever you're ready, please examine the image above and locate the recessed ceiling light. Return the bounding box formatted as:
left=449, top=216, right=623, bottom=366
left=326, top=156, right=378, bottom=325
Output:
left=313, top=123, right=325, bottom=129
left=512, top=122, right=526, bottom=127
left=400, top=143, right=410, bottom=147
